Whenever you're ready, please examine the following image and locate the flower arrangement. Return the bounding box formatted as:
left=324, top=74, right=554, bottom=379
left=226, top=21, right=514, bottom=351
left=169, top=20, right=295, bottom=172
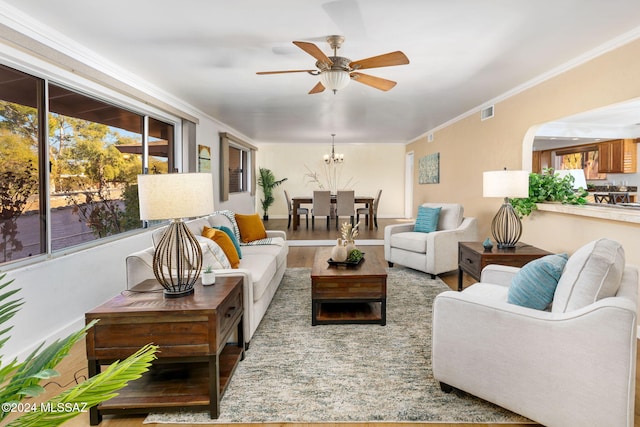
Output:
left=303, top=165, right=356, bottom=194
left=341, top=221, right=360, bottom=242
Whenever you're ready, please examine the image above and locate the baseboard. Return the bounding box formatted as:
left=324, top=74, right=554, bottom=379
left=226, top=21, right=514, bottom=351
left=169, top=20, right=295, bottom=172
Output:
left=288, top=239, right=384, bottom=247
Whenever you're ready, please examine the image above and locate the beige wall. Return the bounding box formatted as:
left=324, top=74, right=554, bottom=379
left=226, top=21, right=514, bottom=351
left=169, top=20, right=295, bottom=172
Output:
left=407, top=38, right=640, bottom=266
left=255, top=142, right=406, bottom=219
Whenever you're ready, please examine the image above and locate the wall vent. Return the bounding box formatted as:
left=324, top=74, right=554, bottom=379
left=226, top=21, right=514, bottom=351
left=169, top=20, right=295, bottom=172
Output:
left=481, top=105, right=494, bottom=121
left=427, top=133, right=434, bottom=142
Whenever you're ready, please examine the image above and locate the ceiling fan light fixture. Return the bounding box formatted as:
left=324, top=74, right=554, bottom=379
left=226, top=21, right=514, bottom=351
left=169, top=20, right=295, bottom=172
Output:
left=320, top=70, right=350, bottom=94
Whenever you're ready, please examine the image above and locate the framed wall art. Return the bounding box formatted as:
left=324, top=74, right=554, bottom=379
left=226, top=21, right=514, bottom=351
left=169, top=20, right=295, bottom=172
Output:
left=197, top=144, right=211, bottom=172
left=418, top=152, right=440, bottom=184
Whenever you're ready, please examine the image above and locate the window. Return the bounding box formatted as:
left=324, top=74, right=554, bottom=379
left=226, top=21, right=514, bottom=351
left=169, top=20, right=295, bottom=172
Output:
left=553, top=144, right=606, bottom=180
left=0, top=65, right=43, bottom=262
left=148, top=117, right=174, bottom=174
left=228, top=145, right=247, bottom=193
left=0, top=63, right=177, bottom=265
left=219, top=132, right=257, bottom=201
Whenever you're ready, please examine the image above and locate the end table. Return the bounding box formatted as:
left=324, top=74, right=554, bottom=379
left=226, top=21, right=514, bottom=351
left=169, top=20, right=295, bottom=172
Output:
left=85, top=276, right=244, bottom=424
left=458, top=242, right=552, bottom=291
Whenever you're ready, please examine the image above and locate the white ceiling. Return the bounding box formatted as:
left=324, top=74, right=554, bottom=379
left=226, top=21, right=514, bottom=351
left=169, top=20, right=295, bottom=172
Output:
left=3, top=0, right=640, bottom=144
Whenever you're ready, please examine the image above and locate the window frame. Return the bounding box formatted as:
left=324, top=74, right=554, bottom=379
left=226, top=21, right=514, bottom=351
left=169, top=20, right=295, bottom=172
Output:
left=0, top=60, right=183, bottom=268
left=219, top=132, right=257, bottom=201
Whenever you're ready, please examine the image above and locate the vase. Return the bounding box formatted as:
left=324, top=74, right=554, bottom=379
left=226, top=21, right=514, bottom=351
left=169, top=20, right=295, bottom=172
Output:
left=345, top=239, right=356, bottom=255
left=202, top=271, right=216, bottom=286
left=482, top=237, right=493, bottom=251
left=331, top=238, right=347, bottom=262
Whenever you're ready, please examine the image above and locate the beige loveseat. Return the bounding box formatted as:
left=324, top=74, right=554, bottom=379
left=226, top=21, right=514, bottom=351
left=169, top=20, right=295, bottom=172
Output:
left=125, top=210, right=288, bottom=346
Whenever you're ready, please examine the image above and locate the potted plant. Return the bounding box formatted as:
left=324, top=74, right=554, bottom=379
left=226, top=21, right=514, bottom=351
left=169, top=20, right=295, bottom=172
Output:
left=0, top=272, right=157, bottom=426
left=202, top=265, right=215, bottom=285
left=257, top=167, right=287, bottom=220
left=510, top=168, right=588, bottom=218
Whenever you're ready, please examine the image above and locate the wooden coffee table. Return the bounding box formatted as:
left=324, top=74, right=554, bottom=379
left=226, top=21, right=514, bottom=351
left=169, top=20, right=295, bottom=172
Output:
left=85, top=276, right=244, bottom=424
left=311, top=246, right=388, bottom=325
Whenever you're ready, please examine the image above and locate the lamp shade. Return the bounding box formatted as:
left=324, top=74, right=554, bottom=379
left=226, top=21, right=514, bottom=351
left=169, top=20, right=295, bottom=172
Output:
left=483, top=170, right=529, bottom=198
left=320, top=70, right=351, bottom=92
left=555, top=169, right=587, bottom=190
left=138, top=173, right=214, bottom=220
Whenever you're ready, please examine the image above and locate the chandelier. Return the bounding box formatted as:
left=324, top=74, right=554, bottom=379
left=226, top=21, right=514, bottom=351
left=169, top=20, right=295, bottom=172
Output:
left=323, top=134, right=344, bottom=164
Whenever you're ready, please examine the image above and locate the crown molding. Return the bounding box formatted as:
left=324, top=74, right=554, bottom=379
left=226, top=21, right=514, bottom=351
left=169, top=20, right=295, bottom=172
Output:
left=408, top=25, right=640, bottom=145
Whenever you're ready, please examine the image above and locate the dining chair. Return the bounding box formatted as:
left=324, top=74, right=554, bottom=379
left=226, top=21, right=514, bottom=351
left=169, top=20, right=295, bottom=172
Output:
left=312, top=190, right=331, bottom=230
left=611, top=192, right=630, bottom=204
left=356, top=189, right=382, bottom=229
left=335, top=190, right=355, bottom=229
left=593, top=193, right=611, bottom=204
left=284, top=190, right=308, bottom=229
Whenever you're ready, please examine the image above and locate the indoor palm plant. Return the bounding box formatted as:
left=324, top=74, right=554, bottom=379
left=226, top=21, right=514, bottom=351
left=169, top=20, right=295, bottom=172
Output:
left=0, top=272, right=157, bottom=426
left=510, top=168, right=588, bottom=218
left=257, top=167, right=287, bottom=220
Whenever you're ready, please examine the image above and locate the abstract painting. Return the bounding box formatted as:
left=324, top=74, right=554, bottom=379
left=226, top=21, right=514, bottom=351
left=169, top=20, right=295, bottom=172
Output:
left=419, top=152, right=439, bottom=184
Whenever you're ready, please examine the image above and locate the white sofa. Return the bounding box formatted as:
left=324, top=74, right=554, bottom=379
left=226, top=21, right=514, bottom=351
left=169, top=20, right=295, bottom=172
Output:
left=384, top=203, right=478, bottom=278
left=432, top=238, right=638, bottom=427
left=126, top=210, right=288, bottom=346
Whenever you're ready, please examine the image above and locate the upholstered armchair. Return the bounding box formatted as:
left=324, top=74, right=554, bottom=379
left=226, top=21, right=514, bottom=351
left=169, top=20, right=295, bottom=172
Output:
left=384, top=203, right=477, bottom=278
left=432, top=239, right=638, bottom=427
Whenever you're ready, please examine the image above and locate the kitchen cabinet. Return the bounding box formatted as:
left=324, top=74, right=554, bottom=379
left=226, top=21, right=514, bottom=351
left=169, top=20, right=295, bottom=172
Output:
left=598, top=139, right=637, bottom=174
left=532, top=150, right=552, bottom=174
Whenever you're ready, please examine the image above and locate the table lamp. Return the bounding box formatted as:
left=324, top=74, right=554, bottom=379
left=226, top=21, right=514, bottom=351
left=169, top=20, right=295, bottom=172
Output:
left=483, top=169, right=529, bottom=249
left=137, top=173, right=214, bottom=297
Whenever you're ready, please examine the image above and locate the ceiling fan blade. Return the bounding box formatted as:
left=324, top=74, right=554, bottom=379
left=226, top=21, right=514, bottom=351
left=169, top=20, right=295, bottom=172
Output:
left=350, top=51, right=409, bottom=70
left=256, top=69, right=317, bottom=75
left=350, top=72, right=397, bottom=91
left=293, top=41, right=333, bottom=66
left=308, top=82, right=326, bottom=94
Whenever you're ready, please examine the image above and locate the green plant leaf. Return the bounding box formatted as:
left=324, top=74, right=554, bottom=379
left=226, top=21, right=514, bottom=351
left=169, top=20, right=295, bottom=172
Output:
left=510, top=168, right=589, bottom=218
left=7, top=344, right=157, bottom=427
left=257, top=167, right=287, bottom=215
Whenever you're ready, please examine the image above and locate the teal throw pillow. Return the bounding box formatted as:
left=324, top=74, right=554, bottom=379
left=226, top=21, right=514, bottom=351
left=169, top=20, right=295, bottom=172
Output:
left=508, top=253, right=569, bottom=310
left=414, top=206, right=441, bottom=233
left=215, top=225, right=242, bottom=259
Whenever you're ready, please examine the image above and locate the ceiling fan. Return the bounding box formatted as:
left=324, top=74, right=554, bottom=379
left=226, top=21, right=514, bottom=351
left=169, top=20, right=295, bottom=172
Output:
left=257, top=35, right=409, bottom=94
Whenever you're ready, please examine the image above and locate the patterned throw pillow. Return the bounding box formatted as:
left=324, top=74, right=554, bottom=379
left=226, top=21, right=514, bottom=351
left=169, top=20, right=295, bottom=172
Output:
left=202, top=226, right=240, bottom=268
left=508, top=253, right=569, bottom=310
left=414, top=206, right=441, bottom=233
left=195, top=235, right=232, bottom=270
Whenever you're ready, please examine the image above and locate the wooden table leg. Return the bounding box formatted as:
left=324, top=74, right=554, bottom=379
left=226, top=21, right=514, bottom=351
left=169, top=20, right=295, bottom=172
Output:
left=292, top=200, right=300, bottom=230
left=88, top=360, right=102, bottom=425
left=368, top=204, right=374, bottom=230
left=209, top=354, right=220, bottom=419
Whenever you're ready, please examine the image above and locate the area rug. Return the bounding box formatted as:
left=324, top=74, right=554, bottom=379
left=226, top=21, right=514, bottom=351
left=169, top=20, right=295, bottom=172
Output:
left=145, top=267, right=531, bottom=424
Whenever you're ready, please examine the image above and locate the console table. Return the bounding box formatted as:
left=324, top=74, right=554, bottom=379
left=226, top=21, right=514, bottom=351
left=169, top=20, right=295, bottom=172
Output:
left=458, top=242, right=552, bottom=291
left=85, top=276, right=244, bottom=424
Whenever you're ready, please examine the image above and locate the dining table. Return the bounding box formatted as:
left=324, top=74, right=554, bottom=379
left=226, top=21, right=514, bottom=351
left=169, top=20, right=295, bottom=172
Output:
left=291, top=195, right=375, bottom=231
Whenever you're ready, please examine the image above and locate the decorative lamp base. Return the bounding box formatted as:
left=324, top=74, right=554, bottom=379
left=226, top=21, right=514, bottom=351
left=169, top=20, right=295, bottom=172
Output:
left=152, top=219, right=203, bottom=299
left=163, top=286, right=195, bottom=298
left=491, top=199, right=522, bottom=249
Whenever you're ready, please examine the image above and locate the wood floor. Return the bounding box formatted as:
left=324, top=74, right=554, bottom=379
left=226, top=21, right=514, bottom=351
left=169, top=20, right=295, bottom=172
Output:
left=28, top=218, right=638, bottom=426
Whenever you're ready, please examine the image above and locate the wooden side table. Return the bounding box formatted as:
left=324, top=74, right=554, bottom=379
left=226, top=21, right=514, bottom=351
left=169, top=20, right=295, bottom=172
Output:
left=85, top=276, right=244, bottom=424
left=458, top=242, right=552, bottom=291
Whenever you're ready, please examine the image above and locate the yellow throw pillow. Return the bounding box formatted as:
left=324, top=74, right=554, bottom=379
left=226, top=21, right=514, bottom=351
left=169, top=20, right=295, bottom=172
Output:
left=202, top=226, right=240, bottom=268
left=235, top=213, right=267, bottom=243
